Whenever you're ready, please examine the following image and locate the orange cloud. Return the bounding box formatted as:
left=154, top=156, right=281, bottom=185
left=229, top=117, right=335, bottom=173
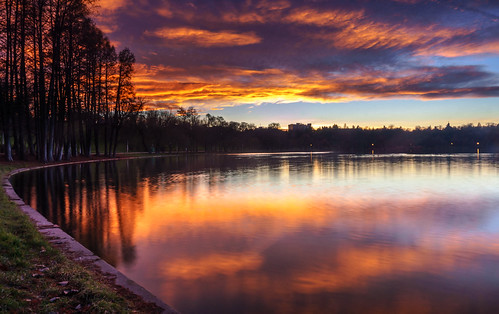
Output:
left=284, top=8, right=364, bottom=27
left=133, top=62, right=497, bottom=110
left=147, top=27, right=262, bottom=47
left=133, top=64, right=325, bottom=108
left=332, top=23, right=472, bottom=51
left=156, top=2, right=173, bottom=18
left=418, top=40, right=499, bottom=57
left=94, top=0, right=129, bottom=12
left=285, top=7, right=474, bottom=52
left=220, top=11, right=267, bottom=24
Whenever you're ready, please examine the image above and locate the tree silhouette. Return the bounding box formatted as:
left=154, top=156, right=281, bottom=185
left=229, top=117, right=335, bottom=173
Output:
left=0, top=1, right=140, bottom=161
left=123, top=111, right=499, bottom=154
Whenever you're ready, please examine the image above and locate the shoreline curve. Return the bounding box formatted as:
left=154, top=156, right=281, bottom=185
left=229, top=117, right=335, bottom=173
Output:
left=2, top=156, right=179, bottom=314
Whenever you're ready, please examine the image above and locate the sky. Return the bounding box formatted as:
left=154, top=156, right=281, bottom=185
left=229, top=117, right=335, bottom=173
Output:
left=93, top=0, right=499, bottom=129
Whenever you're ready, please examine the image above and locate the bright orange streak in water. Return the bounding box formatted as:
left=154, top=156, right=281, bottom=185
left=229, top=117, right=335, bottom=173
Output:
left=14, top=154, right=499, bottom=313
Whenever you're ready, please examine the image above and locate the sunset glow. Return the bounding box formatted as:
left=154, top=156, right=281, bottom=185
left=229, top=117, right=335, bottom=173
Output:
left=92, top=0, right=499, bottom=127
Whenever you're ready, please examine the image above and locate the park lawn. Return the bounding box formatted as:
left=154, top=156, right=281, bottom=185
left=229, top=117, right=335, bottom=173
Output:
left=0, top=162, right=161, bottom=313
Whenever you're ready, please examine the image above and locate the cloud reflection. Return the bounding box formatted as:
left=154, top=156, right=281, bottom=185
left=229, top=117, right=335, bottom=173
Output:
left=14, top=155, right=499, bottom=313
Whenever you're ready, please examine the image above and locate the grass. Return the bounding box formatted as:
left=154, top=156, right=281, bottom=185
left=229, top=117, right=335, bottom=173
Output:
left=0, top=162, right=162, bottom=313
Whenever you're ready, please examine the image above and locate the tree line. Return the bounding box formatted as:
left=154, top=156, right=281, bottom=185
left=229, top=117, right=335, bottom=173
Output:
left=119, top=108, right=499, bottom=154
left=0, top=0, right=140, bottom=162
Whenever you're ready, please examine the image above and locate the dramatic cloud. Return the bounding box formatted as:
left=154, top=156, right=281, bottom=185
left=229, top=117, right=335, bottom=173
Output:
left=94, top=0, right=499, bottom=111
left=134, top=63, right=499, bottom=110
left=146, top=27, right=262, bottom=47
left=301, top=11, right=474, bottom=51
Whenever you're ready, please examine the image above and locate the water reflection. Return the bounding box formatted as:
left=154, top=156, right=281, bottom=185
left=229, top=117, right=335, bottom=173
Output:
left=12, top=154, right=499, bottom=313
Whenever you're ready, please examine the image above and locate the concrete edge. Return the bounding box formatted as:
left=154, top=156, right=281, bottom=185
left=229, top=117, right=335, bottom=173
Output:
left=2, top=157, right=179, bottom=314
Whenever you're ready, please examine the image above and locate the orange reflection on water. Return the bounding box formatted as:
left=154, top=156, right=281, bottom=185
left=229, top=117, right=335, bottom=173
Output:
left=13, top=154, right=499, bottom=313
left=162, top=252, right=263, bottom=280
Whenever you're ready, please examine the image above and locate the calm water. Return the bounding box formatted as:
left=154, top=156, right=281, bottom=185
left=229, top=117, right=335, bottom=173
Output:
left=11, top=153, right=499, bottom=313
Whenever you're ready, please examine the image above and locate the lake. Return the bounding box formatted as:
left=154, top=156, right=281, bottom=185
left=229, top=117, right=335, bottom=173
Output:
left=11, top=153, right=499, bottom=313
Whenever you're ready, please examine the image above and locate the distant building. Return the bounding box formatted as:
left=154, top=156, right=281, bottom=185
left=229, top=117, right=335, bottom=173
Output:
left=288, top=123, right=312, bottom=132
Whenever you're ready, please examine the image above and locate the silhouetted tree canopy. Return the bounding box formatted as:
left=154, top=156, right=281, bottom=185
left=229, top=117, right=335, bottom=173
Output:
left=123, top=109, right=499, bottom=154
left=0, top=0, right=141, bottom=161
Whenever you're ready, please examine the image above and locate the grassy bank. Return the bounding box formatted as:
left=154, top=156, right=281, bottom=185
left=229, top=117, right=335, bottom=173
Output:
left=0, top=162, right=162, bottom=313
